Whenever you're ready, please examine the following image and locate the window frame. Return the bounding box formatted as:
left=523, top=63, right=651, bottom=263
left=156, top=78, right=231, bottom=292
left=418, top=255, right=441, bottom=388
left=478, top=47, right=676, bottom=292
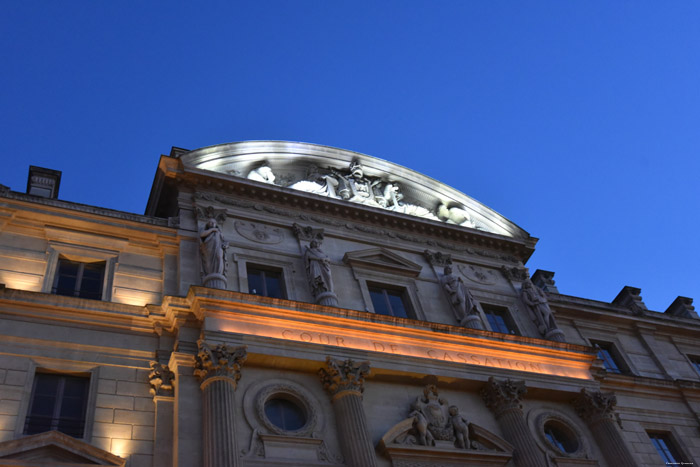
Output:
left=232, top=252, right=297, bottom=301
left=246, top=263, right=287, bottom=299
left=24, top=372, right=91, bottom=438
left=590, top=339, right=631, bottom=375
left=687, top=355, right=700, bottom=377
left=42, top=242, right=117, bottom=302
left=52, top=258, right=106, bottom=300
left=646, top=430, right=689, bottom=464
left=16, top=362, right=99, bottom=442
left=367, top=282, right=414, bottom=319
left=481, top=303, right=520, bottom=336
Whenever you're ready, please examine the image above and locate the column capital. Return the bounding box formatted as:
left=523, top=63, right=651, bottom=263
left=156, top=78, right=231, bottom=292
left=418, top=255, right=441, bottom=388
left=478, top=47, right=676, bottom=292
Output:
left=318, top=356, right=370, bottom=399
left=480, top=377, right=527, bottom=417
left=149, top=361, right=175, bottom=398
left=194, top=340, right=247, bottom=389
left=572, top=388, right=617, bottom=424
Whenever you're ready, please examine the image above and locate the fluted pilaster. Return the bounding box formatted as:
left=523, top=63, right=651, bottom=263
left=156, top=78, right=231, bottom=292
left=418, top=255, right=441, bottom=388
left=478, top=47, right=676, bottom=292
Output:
left=319, top=357, right=376, bottom=467
left=481, top=377, right=544, bottom=467
left=573, top=389, right=637, bottom=467
left=195, top=341, right=247, bottom=467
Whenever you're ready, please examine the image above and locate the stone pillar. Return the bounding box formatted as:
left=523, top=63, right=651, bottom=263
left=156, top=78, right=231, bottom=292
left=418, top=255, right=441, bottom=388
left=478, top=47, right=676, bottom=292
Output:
left=318, top=357, right=377, bottom=467
left=573, top=389, right=638, bottom=467
left=169, top=351, right=202, bottom=467
left=481, top=377, right=544, bottom=467
left=194, top=341, right=247, bottom=467
left=148, top=362, right=175, bottom=467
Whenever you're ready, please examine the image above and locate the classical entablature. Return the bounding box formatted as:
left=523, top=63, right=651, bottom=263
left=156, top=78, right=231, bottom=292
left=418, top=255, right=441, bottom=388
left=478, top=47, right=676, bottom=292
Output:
left=176, top=141, right=530, bottom=239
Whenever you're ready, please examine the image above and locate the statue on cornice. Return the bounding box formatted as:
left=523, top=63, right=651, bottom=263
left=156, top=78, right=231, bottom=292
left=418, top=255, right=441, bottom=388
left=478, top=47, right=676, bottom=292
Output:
left=303, top=236, right=338, bottom=307
left=247, top=163, right=276, bottom=184
left=441, top=265, right=484, bottom=330
left=521, top=280, right=559, bottom=336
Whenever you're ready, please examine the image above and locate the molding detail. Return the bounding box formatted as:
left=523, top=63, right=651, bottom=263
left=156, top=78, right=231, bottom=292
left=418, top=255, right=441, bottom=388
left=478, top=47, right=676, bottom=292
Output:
left=318, top=357, right=370, bottom=398
left=423, top=250, right=452, bottom=267
left=343, top=248, right=422, bottom=278
left=148, top=361, right=175, bottom=397
left=194, top=340, right=247, bottom=388
left=480, top=377, right=526, bottom=417
left=572, top=389, right=617, bottom=424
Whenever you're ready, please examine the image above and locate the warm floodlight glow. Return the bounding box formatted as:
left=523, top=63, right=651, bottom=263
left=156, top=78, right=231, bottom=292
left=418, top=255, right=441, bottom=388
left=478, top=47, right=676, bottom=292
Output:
left=204, top=306, right=594, bottom=380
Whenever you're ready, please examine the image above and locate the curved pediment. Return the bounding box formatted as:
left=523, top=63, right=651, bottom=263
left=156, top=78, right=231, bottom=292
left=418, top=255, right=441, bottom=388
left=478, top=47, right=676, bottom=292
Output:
left=178, top=141, right=529, bottom=239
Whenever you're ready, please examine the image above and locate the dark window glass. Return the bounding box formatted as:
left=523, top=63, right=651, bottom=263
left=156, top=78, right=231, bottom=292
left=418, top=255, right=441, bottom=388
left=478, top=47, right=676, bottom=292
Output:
left=483, top=305, right=519, bottom=335
left=368, top=285, right=410, bottom=318
left=689, top=356, right=700, bottom=375
left=53, top=259, right=105, bottom=300
left=264, top=398, right=306, bottom=431
left=544, top=421, right=578, bottom=453
left=247, top=265, right=285, bottom=299
left=25, top=373, right=89, bottom=438
left=592, top=341, right=627, bottom=374
left=648, top=432, right=684, bottom=464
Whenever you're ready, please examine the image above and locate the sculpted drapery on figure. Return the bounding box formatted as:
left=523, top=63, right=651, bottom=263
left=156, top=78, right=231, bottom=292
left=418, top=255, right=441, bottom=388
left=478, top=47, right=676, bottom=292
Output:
left=520, top=280, right=560, bottom=336
left=303, top=236, right=338, bottom=307
left=440, top=265, right=478, bottom=324
left=199, top=218, right=228, bottom=289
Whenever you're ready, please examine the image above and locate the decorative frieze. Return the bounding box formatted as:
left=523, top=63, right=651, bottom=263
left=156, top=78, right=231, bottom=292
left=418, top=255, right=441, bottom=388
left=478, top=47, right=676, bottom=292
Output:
left=318, top=356, right=370, bottom=398
left=194, top=340, right=247, bottom=388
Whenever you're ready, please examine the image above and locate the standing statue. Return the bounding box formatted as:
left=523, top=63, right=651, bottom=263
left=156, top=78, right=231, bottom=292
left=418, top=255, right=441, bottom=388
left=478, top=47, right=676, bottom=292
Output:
left=521, top=280, right=563, bottom=340
left=199, top=218, right=228, bottom=289
left=303, top=237, right=338, bottom=307
left=449, top=406, right=471, bottom=449
left=440, top=265, right=484, bottom=330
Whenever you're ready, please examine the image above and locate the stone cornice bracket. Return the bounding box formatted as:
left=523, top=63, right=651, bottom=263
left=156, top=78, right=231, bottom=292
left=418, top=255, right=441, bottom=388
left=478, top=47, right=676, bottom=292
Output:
left=318, top=357, right=371, bottom=400
left=148, top=361, right=175, bottom=398
left=194, top=340, right=248, bottom=389
left=572, top=389, right=617, bottom=424
left=423, top=249, right=452, bottom=267
left=531, top=269, right=559, bottom=293
left=292, top=222, right=324, bottom=242
left=665, top=296, right=698, bottom=319
left=480, top=377, right=527, bottom=418
left=612, top=286, right=647, bottom=315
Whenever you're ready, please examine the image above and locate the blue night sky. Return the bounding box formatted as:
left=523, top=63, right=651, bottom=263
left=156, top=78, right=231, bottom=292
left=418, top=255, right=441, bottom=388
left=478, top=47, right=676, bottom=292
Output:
left=2, top=2, right=698, bottom=312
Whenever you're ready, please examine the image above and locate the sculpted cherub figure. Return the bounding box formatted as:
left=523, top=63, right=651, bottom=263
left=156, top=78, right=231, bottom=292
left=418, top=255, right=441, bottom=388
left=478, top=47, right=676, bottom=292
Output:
left=448, top=405, right=471, bottom=449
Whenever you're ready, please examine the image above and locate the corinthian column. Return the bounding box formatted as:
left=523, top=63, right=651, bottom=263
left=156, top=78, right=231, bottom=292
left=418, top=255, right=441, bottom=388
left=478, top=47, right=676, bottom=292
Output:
left=572, top=389, right=638, bottom=467
left=318, top=357, right=377, bottom=467
left=194, top=341, right=247, bottom=467
left=481, top=377, right=544, bottom=467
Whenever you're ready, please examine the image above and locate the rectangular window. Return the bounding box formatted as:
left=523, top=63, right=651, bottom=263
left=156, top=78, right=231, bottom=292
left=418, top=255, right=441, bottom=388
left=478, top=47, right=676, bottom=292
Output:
left=648, top=432, right=684, bottom=464
left=591, top=340, right=628, bottom=374
left=482, top=305, right=519, bottom=335
left=689, top=356, right=700, bottom=375
left=24, top=373, right=90, bottom=438
left=368, top=284, right=412, bottom=319
left=52, top=258, right=105, bottom=300
left=247, top=265, right=286, bottom=299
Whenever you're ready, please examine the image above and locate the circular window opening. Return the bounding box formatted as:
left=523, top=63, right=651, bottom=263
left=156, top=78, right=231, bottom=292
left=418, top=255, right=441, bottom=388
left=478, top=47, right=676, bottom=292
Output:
left=544, top=421, right=579, bottom=454
left=264, top=397, right=307, bottom=431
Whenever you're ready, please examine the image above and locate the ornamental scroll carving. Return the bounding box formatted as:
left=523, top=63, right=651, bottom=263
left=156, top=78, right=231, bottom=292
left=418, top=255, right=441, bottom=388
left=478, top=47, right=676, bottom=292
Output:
left=148, top=362, right=175, bottom=397
left=572, top=389, right=618, bottom=424
left=318, top=357, right=370, bottom=397
left=480, top=377, right=527, bottom=418
left=194, top=340, right=247, bottom=388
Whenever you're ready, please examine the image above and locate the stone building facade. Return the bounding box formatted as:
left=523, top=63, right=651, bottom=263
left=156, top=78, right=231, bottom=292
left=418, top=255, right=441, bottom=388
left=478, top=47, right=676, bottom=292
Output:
left=0, top=141, right=698, bottom=466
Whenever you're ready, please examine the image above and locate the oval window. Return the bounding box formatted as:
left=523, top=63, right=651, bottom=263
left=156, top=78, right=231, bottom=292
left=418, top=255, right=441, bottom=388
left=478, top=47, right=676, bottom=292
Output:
left=544, top=421, right=579, bottom=454
left=264, top=397, right=307, bottom=431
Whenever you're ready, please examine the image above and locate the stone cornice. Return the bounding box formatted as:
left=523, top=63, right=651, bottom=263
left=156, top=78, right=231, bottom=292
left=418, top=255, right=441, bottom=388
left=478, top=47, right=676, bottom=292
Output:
left=177, top=166, right=538, bottom=263
left=0, top=190, right=172, bottom=228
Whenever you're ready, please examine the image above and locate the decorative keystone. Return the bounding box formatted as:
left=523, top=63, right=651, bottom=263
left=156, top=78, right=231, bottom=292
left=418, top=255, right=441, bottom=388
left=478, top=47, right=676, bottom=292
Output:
left=318, top=357, right=370, bottom=398
left=148, top=361, right=175, bottom=397
left=480, top=377, right=527, bottom=417
left=194, top=340, right=247, bottom=388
